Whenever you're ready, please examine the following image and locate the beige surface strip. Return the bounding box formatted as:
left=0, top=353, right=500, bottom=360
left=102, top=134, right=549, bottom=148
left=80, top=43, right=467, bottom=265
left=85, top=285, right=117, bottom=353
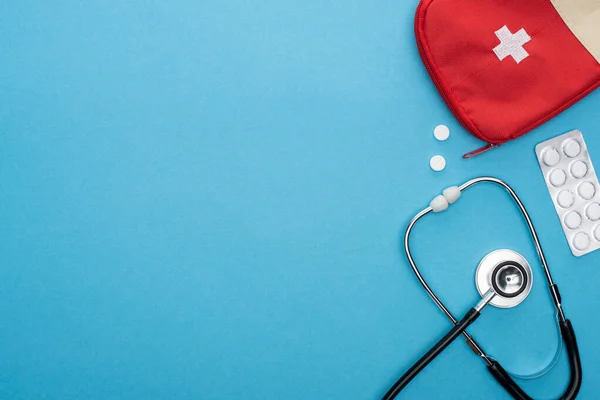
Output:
left=551, top=0, right=600, bottom=63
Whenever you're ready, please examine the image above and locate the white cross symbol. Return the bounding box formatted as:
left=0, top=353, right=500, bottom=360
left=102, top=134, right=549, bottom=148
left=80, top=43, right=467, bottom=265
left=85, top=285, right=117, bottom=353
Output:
left=493, top=26, right=531, bottom=64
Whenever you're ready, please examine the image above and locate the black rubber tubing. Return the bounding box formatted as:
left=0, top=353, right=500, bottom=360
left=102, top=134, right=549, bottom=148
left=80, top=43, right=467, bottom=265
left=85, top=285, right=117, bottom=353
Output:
left=487, top=319, right=582, bottom=400
left=382, top=317, right=581, bottom=400
left=382, top=308, right=481, bottom=400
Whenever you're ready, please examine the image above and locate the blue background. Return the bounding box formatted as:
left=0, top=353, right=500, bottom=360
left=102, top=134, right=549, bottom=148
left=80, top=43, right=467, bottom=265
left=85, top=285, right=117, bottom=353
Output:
left=1, top=1, right=599, bottom=399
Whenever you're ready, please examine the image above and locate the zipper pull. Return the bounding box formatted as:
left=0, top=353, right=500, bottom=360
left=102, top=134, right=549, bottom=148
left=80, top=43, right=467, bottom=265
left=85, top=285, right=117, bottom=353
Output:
left=463, top=143, right=501, bottom=159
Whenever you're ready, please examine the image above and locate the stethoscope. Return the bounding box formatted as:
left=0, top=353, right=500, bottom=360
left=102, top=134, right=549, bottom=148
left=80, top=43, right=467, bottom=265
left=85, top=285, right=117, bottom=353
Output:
left=382, top=177, right=582, bottom=400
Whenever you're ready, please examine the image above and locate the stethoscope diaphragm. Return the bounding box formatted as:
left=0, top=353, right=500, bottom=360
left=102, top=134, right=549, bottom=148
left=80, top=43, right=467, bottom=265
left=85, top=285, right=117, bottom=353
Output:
left=475, top=250, right=533, bottom=308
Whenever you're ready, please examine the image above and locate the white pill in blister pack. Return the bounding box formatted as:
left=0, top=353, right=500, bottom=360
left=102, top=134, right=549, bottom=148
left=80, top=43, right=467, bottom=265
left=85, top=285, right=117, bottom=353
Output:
left=536, top=130, right=600, bottom=257
left=549, top=169, right=567, bottom=187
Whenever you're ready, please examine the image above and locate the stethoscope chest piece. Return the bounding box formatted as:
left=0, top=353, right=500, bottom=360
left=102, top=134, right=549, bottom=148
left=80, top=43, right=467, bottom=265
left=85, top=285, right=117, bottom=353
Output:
left=476, top=249, right=533, bottom=308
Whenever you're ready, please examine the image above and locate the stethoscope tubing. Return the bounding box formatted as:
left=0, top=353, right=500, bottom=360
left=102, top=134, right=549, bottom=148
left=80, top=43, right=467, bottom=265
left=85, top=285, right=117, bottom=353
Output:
left=382, top=307, right=483, bottom=400
left=384, top=177, right=582, bottom=400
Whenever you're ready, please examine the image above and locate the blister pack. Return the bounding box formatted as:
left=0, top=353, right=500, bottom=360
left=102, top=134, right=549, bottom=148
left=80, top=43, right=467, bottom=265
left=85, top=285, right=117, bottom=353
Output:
left=536, top=130, right=600, bottom=257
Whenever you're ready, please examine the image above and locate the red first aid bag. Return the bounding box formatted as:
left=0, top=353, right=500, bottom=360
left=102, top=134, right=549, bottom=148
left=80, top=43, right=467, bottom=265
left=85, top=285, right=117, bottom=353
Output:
left=415, top=0, right=600, bottom=157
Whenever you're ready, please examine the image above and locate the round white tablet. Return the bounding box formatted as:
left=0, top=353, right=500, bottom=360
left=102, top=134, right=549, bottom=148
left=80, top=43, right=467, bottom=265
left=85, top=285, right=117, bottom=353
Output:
left=563, top=139, right=582, bottom=158
left=557, top=190, right=575, bottom=209
left=430, top=155, right=446, bottom=172
left=570, top=160, right=588, bottom=179
left=586, top=203, right=600, bottom=221
left=434, top=125, right=450, bottom=141
left=578, top=182, right=596, bottom=200
left=564, top=211, right=582, bottom=230
left=594, top=225, right=600, bottom=242
left=542, top=148, right=561, bottom=167
left=573, top=232, right=591, bottom=251
left=549, top=169, right=567, bottom=187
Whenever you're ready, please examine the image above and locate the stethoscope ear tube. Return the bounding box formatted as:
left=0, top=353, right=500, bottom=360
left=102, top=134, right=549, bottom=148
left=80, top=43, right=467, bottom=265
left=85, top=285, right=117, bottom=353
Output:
left=488, top=319, right=582, bottom=400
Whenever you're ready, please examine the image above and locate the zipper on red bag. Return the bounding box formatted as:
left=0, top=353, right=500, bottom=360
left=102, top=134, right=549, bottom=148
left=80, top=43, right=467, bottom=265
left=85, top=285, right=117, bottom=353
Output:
left=462, top=143, right=501, bottom=158
left=414, top=1, right=503, bottom=158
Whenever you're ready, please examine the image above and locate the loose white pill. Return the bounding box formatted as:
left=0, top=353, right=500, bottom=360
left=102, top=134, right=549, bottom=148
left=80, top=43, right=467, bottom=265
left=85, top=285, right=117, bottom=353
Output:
left=543, top=148, right=561, bottom=166
left=442, top=186, right=461, bottom=204
left=549, top=169, right=567, bottom=187
left=564, top=211, right=582, bottom=230
left=434, top=125, right=450, bottom=141
left=430, top=155, right=446, bottom=172
left=557, top=190, right=575, bottom=208
left=570, top=160, right=588, bottom=179
left=578, top=182, right=596, bottom=200
left=563, top=139, right=582, bottom=158
left=573, top=232, right=591, bottom=251
left=430, top=195, right=449, bottom=213
left=594, top=225, right=600, bottom=242
left=586, top=203, right=600, bottom=221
